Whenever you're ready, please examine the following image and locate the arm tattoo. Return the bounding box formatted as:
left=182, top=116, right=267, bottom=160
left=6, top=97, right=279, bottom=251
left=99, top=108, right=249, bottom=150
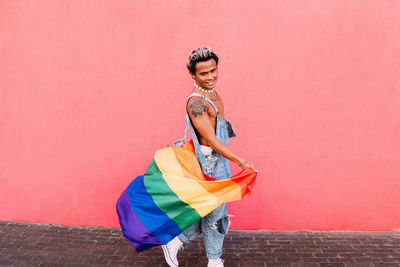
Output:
left=189, top=100, right=207, bottom=118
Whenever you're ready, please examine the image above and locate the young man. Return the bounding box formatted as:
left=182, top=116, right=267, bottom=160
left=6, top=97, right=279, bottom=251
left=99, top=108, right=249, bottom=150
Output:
left=162, top=47, right=256, bottom=267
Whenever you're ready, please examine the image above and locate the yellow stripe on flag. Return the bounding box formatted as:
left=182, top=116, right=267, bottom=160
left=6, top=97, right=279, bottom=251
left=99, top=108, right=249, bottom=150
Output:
left=154, top=147, right=220, bottom=216
left=172, top=144, right=243, bottom=202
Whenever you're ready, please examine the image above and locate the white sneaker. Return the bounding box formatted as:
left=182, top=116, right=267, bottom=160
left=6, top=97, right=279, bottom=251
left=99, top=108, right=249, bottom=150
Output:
left=208, top=258, right=224, bottom=267
left=161, top=236, right=183, bottom=267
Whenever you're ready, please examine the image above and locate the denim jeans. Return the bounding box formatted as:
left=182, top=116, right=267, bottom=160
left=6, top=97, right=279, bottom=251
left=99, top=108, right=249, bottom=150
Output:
left=178, top=150, right=230, bottom=259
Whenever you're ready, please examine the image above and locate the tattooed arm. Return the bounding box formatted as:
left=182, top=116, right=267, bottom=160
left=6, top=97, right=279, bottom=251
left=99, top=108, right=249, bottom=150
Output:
left=187, top=98, right=256, bottom=171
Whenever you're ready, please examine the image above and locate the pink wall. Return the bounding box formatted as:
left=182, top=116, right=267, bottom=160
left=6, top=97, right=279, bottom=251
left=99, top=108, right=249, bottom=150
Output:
left=1, top=1, right=399, bottom=231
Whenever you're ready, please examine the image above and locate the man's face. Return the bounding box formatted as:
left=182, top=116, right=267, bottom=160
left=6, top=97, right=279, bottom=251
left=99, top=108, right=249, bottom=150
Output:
left=191, top=58, right=218, bottom=90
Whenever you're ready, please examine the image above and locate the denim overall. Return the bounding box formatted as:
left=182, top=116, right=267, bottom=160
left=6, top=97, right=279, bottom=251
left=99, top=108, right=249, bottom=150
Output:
left=174, top=92, right=237, bottom=259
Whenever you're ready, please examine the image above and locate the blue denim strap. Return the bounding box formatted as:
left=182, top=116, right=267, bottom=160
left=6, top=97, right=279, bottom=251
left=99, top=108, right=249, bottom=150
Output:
left=174, top=114, right=191, bottom=147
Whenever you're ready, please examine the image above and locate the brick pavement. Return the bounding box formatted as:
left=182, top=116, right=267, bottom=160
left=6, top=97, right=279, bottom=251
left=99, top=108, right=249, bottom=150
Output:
left=1, top=220, right=400, bottom=267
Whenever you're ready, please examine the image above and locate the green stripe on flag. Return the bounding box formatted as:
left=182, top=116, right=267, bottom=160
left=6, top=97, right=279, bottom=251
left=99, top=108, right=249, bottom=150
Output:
left=143, top=159, right=202, bottom=231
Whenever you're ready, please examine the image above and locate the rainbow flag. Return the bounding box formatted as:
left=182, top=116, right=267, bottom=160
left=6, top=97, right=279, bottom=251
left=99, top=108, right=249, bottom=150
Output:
left=116, top=140, right=257, bottom=252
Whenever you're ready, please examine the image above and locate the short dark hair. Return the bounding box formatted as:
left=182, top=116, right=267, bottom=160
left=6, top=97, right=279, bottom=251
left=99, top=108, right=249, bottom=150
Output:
left=186, top=47, right=219, bottom=74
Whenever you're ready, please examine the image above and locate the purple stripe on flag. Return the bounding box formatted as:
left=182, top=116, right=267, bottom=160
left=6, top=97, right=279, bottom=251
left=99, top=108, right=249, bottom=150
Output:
left=116, top=188, right=162, bottom=252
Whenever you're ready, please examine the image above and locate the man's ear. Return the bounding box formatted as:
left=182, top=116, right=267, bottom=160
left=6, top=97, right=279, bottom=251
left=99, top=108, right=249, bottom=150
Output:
left=191, top=73, right=196, bottom=80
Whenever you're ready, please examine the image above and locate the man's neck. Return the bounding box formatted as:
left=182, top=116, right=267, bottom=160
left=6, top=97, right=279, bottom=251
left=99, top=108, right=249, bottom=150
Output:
left=194, top=83, right=215, bottom=93
left=193, top=87, right=218, bottom=101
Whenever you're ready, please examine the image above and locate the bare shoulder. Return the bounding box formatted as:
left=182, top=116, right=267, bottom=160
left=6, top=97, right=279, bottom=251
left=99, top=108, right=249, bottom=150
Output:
left=187, top=97, right=209, bottom=118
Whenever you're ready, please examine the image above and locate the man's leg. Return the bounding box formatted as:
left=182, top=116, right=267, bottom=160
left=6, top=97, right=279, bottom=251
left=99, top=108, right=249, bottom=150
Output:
left=201, top=203, right=230, bottom=259
left=164, top=204, right=229, bottom=265
left=162, top=219, right=202, bottom=267
left=201, top=152, right=230, bottom=264
left=178, top=219, right=201, bottom=244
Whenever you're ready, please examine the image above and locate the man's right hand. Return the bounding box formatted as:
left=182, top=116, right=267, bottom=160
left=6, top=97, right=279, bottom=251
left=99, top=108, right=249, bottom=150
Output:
left=239, top=159, right=258, bottom=172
